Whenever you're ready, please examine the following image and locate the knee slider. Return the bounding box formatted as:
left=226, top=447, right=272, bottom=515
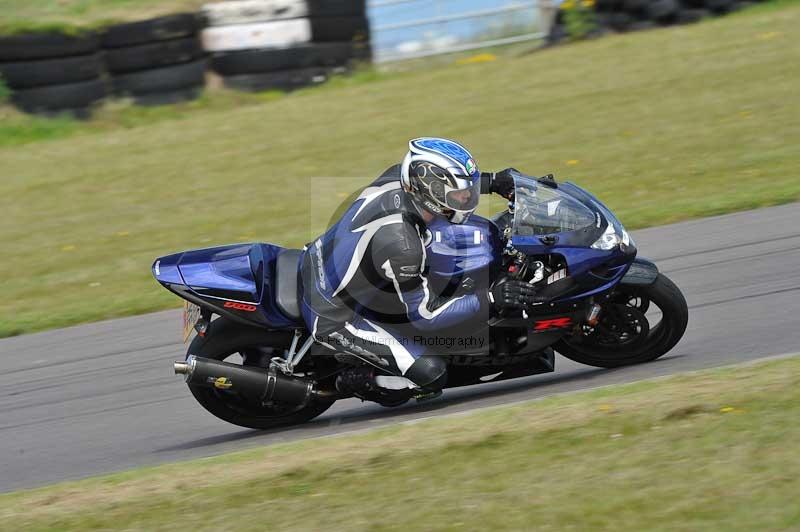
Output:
left=405, top=356, right=447, bottom=390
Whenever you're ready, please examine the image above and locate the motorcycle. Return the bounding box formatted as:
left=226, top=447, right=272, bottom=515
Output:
left=153, top=172, right=688, bottom=429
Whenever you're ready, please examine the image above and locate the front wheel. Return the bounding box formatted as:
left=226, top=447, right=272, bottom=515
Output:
left=555, top=273, right=688, bottom=368
left=186, top=318, right=336, bottom=430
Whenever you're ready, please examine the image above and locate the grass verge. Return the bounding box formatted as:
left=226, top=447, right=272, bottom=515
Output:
left=0, top=0, right=209, bottom=34
left=1, top=4, right=800, bottom=337
left=1, top=355, right=799, bottom=531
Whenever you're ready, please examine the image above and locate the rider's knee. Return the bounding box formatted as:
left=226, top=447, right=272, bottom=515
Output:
left=405, top=356, right=447, bottom=391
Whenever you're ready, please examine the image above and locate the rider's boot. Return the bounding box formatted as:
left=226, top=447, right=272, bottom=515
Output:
left=335, top=366, right=377, bottom=397
left=403, top=356, right=447, bottom=402
left=335, top=367, right=412, bottom=407
left=336, top=356, right=448, bottom=406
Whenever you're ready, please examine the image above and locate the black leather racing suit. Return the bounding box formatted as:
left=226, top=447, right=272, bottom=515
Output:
left=299, top=165, right=492, bottom=389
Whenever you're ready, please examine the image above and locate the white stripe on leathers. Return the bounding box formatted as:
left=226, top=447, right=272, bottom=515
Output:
left=351, top=181, right=401, bottom=220
left=344, top=320, right=417, bottom=374
left=331, top=213, right=404, bottom=297
left=381, top=245, right=464, bottom=322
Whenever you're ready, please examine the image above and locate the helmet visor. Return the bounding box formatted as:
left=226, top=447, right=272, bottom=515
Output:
left=444, top=178, right=480, bottom=212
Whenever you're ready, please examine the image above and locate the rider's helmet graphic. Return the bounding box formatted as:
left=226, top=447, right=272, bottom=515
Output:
left=400, top=137, right=481, bottom=224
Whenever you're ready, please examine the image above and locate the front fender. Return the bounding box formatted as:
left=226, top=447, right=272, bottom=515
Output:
left=620, top=257, right=659, bottom=286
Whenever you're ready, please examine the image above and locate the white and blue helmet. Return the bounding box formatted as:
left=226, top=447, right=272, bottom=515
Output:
left=400, top=137, right=481, bottom=224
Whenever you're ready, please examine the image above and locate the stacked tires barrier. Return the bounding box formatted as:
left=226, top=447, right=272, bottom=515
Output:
left=548, top=0, right=762, bottom=44
left=202, top=0, right=371, bottom=92
left=0, top=0, right=759, bottom=115
left=0, top=2, right=372, bottom=117
left=0, top=31, right=106, bottom=117
left=102, top=14, right=206, bottom=105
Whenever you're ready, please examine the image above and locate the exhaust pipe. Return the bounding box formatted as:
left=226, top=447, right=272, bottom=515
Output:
left=174, top=355, right=315, bottom=406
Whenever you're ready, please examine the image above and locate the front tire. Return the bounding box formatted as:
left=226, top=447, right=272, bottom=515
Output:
left=186, top=318, right=335, bottom=430
left=556, top=273, right=688, bottom=368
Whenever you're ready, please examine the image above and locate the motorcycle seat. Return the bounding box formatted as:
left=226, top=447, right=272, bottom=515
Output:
left=275, top=248, right=302, bottom=321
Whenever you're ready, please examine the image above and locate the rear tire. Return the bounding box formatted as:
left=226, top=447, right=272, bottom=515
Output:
left=187, top=318, right=335, bottom=430
left=556, top=273, right=688, bottom=368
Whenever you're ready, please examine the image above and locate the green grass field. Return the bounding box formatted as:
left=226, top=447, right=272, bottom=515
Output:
left=1, top=355, right=798, bottom=531
left=0, top=0, right=209, bottom=33
left=1, top=3, right=799, bottom=337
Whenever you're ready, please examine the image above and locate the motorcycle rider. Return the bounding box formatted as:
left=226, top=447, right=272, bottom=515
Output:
left=299, top=137, right=542, bottom=403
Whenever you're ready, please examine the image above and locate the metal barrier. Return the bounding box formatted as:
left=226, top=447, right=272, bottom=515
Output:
left=368, top=0, right=555, bottom=63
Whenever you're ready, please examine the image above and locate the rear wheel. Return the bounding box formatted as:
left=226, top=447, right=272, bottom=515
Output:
left=556, top=273, right=688, bottom=368
left=186, top=318, right=335, bottom=430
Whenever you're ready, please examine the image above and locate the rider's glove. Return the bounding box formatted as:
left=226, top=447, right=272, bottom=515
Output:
left=488, top=279, right=541, bottom=311
left=489, top=168, right=518, bottom=199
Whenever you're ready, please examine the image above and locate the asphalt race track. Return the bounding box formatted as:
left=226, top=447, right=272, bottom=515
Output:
left=1, top=203, right=798, bottom=492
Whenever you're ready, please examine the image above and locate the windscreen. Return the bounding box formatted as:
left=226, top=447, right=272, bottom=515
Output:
left=512, top=177, right=597, bottom=236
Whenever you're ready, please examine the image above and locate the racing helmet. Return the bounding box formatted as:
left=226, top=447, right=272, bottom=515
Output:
left=400, top=137, right=481, bottom=224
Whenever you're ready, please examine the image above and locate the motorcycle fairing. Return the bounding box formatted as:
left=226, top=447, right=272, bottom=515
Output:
left=152, top=243, right=298, bottom=328
left=508, top=176, right=637, bottom=302
left=179, top=244, right=259, bottom=303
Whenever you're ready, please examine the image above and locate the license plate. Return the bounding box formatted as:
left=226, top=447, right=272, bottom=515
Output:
left=182, top=301, right=202, bottom=344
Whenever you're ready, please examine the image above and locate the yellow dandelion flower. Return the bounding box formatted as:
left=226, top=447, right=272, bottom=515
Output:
left=583, top=0, right=595, bottom=7
left=566, top=159, right=580, bottom=166
left=757, top=31, right=781, bottom=40
left=720, top=406, right=735, bottom=413
left=457, top=53, right=497, bottom=65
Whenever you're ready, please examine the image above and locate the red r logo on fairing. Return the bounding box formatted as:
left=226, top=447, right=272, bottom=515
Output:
left=534, top=317, right=573, bottom=331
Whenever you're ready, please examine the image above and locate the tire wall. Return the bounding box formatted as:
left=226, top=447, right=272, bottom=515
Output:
left=201, top=0, right=371, bottom=92
left=102, top=14, right=206, bottom=106
left=0, top=0, right=372, bottom=115
left=547, top=0, right=763, bottom=45
left=0, top=32, right=106, bottom=116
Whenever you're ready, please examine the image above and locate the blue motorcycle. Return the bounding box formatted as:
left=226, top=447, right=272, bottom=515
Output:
left=154, top=173, right=688, bottom=429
